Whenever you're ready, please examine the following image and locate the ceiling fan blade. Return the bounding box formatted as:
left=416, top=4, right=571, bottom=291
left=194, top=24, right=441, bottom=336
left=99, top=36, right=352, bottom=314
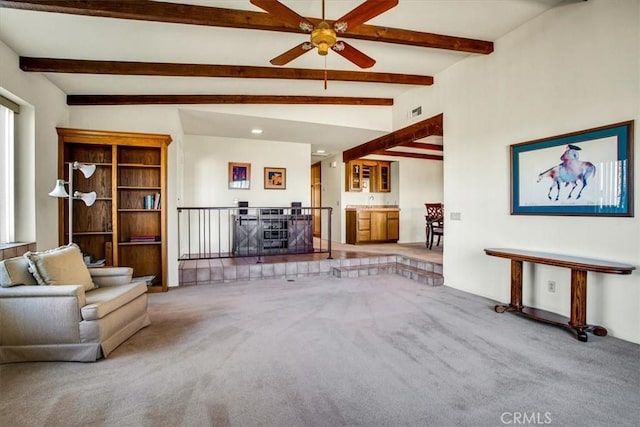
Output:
left=332, top=41, right=376, bottom=69
left=333, top=0, right=398, bottom=33
left=250, top=0, right=314, bottom=32
left=270, top=43, right=313, bottom=66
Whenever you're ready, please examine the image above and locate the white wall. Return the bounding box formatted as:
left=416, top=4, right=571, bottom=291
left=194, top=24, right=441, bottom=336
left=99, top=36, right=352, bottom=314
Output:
left=182, top=134, right=310, bottom=206
left=179, top=104, right=391, bottom=132
left=396, top=158, right=443, bottom=243
left=395, top=0, right=640, bottom=343
left=0, top=40, right=68, bottom=249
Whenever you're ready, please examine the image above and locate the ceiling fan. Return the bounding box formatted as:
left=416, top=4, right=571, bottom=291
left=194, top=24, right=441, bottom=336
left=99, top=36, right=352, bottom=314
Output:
left=250, top=0, right=398, bottom=69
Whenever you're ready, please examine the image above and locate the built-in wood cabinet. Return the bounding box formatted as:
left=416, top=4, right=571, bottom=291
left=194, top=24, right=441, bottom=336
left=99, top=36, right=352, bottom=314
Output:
left=346, top=208, right=399, bottom=244
left=346, top=161, right=364, bottom=191
left=378, top=162, right=391, bottom=192
left=386, top=210, right=400, bottom=241
left=56, top=128, right=172, bottom=292
left=345, top=160, right=391, bottom=192
left=232, top=213, right=313, bottom=255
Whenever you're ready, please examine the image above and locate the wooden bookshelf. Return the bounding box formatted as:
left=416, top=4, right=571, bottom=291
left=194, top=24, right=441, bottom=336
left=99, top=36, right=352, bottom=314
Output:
left=56, top=128, right=172, bottom=292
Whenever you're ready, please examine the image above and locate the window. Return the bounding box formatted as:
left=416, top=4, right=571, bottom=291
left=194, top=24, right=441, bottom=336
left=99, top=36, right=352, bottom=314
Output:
left=0, top=97, right=18, bottom=244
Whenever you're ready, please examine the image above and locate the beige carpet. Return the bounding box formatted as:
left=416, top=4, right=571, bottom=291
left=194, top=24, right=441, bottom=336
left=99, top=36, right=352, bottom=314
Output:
left=1, top=275, right=638, bottom=427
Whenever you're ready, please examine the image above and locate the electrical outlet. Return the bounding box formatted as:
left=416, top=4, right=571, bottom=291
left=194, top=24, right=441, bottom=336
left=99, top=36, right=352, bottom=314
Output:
left=548, top=280, right=556, bottom=293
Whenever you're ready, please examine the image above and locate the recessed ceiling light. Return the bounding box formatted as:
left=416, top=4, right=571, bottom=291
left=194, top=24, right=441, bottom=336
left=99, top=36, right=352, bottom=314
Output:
left=251, top=128, right=263, bottom=134
left=316, top=149, right=326, bottom=154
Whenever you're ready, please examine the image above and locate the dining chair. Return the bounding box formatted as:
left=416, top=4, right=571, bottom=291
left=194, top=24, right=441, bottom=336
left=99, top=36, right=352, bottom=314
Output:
left=428, top=218, right=444, bottom=249
left=424, top=203, right=444, bottom=249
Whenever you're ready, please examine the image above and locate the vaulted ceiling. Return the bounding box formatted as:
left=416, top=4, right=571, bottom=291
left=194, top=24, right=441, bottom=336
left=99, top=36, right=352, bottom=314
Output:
left=0, top=0, right=569, bottom=160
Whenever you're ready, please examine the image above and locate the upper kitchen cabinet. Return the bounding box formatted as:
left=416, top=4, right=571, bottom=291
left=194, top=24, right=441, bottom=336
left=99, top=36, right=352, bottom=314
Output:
left=345, top=160, right=391, bottom=193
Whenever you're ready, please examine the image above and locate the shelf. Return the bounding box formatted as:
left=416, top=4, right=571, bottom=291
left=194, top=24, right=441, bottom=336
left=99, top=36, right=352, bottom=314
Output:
left=67, top=231, right=112, bottom=236
left=118, top=163, right=161, bottom=168
left=66, top=161, right=112, bottom=167
left=117, top=186, right=161, bottom=190
left=119, top=241, right=162, bottom=246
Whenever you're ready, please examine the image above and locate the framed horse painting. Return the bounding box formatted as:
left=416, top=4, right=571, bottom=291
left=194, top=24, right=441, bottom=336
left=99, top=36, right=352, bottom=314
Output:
left=511, top=121, right=634, bottom=216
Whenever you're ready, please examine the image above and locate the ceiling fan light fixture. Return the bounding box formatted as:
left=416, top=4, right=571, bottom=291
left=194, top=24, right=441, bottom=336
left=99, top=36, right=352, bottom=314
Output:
left=334, top=22, right=348, bottom=33
left=316, top=42, right=330, bottom=56
left=255, top=0, right=394, bottom=68
left=311, top=21, right=337, bottom=56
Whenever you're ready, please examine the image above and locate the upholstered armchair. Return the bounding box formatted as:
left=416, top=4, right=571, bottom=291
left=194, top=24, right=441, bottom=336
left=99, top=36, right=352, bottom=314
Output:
left=0, top=244, right=150, bottom=363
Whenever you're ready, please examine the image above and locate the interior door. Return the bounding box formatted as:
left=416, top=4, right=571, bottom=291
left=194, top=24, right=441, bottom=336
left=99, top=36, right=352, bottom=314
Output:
left=311, top=163, right=321, bottom=237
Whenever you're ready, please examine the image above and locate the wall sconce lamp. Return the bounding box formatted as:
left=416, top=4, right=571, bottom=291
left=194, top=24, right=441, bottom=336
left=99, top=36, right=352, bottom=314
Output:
left=49, top=161, right=97, bottom=243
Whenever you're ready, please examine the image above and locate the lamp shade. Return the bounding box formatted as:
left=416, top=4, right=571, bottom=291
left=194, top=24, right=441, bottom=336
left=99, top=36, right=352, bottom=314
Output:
left=49, top=179, right=70, bottom=198
left=74, top=191, right=97, bottom=207
left=73, top=161, right=96, bottom=179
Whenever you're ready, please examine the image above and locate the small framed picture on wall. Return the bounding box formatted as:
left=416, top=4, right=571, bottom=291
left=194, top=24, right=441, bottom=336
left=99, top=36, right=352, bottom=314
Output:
left=229, top=162, right=251, bottom=189
left=264, top=167, right=286, bottom=190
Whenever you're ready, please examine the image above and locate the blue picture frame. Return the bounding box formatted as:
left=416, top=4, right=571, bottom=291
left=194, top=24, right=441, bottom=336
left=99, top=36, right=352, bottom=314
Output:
left=511, top=121, right=634, bottom=216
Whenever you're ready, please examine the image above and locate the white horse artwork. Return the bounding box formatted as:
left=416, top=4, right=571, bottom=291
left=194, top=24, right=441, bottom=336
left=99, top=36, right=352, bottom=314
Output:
left=537, top=145, right=596, bottom=201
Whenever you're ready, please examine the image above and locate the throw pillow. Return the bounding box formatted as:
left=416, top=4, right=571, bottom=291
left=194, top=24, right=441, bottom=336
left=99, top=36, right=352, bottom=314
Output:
left=23, top=243, right=96, bottom=291
left=0, top=256, right=38, bottom=287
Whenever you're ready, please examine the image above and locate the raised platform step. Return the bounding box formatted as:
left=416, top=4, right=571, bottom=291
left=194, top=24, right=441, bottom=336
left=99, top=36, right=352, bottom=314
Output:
left=179, top=254, right=443, bottom=286
left=332, top=262, right=444, bottom=287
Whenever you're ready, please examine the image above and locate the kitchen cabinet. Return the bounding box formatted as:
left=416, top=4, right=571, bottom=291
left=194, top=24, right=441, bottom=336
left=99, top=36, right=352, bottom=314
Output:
left=346, top=207, right=400, bottom=244
left=346, top=161, right=364, bottom=191
left=345, top=160, right=391, bottom=192
left=378, top=161, right=391, bottom=192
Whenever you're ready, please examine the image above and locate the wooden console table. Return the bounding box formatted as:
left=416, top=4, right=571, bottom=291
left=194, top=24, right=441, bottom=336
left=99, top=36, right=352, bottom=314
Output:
left=485, top=248, right=635, bottom=342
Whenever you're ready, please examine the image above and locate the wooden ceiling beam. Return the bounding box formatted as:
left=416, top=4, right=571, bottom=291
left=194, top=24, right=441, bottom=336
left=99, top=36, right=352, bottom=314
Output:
left=374, top=150, right=443, bottom=161
left=19, top=57, right=433, bottom=86
left=0, top=0, right=493, bottom=54
left=397, top=142, right=443, bottom=151
left=66, top=94, right=393, bottom=106
left=343, top=113, right=443, bottom=162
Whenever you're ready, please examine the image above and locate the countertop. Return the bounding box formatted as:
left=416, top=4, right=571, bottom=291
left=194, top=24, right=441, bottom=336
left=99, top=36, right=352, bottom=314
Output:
left=345, top=205, right=400, bottom=212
